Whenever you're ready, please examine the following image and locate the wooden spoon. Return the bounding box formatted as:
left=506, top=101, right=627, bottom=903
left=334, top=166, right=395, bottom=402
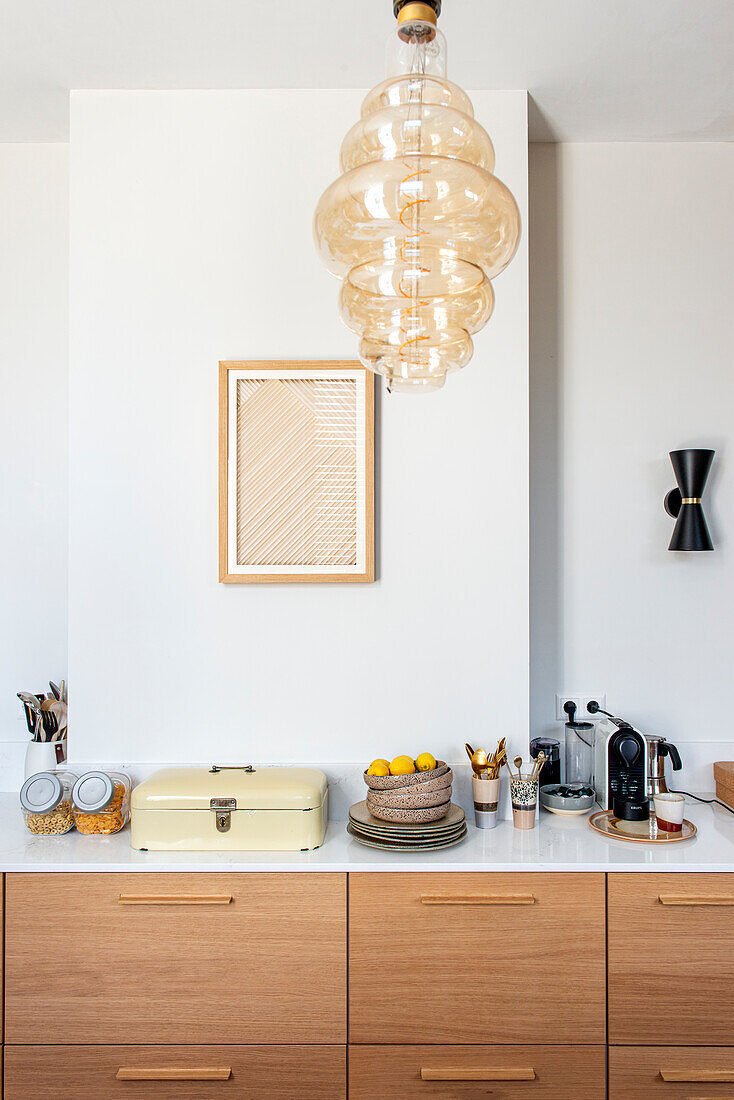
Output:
left=48, top=699, right=68, bottom=735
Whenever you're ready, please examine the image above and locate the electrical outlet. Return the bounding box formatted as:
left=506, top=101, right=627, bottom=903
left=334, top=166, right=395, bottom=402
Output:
left=555, top=693, right=607, bottom=721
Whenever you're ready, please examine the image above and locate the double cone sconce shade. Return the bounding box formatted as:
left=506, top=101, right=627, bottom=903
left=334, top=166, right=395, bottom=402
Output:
left=664, top=448, right=715, bottom=551
left=313, top=0, right=521, bottom=392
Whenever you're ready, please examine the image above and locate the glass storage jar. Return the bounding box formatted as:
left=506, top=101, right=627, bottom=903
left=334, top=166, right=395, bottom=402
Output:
left=72, top=770, right=131, bottom=835
left=20, top=770, right=77, bottom=835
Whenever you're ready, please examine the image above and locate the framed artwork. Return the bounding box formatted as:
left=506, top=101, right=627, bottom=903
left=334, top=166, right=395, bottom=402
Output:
left=219, top=361, right=374, bottom=583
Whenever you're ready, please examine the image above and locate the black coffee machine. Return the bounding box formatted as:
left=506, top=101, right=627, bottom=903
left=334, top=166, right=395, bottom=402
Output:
left=594, top=717, right=648, bottom=811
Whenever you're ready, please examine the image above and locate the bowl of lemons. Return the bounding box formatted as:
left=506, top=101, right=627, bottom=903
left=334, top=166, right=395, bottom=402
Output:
left=363, top=754, right=453, bottom=822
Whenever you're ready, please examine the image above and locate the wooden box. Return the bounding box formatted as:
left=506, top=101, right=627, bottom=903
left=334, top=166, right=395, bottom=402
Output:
left=714, top=761, right=734, bottom=808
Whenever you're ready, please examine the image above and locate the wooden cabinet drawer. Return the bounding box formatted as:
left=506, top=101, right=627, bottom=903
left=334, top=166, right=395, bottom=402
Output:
left=350, top=1045, right=607, bottom=1099
left=4, top=1045, right=346, bottom=1099
left=609, top=1046, right=734, bottom=1098
left=349, top=873, right=606, bottom=1044
left=608, top=873, right=734, bottom=1044
left=5, top=872, right=346, bottom=1044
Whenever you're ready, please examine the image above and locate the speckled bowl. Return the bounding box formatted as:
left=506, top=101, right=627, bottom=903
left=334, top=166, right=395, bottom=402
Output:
left=365, top=799, right=451, bottom=824
left=413, top=770, right=453, bottom=794
left=363, top=761, right=449, bottom=791
left=540, top=783, right=596, bottom=815
left=367, top=785, right=452, bottom=810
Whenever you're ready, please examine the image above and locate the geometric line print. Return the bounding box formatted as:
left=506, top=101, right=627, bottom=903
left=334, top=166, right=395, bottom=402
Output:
left=236, top=378, right=358, bottom=566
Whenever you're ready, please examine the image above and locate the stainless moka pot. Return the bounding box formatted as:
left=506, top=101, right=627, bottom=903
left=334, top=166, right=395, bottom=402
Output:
left=645, top=736, right=682, bottom=800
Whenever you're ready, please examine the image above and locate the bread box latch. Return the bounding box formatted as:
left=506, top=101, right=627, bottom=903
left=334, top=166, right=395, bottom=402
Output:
left=211, top=797, right=236, bottom=832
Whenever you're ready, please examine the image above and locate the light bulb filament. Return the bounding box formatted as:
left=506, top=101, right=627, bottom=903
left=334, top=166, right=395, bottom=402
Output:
left=399, top=234, right=422, bottom=261
left=398, top=197, right=429, bottom=229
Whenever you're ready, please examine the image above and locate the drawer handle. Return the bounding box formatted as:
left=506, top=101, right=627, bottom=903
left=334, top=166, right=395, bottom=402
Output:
left=118, top=894, right=233, bottom=906
left=116, top=1067, right=232, bottom=1081
left=421, top=1067, right=535, bottom=1081
left=420, top=894, right=535, bottom=906
left=660, top=1069, right=734, bottom=1082
left=658, top=896, right=734, bottom=907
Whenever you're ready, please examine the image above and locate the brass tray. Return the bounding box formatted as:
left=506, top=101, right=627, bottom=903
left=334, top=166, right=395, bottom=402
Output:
left=589, top=809, right=697, bottom=843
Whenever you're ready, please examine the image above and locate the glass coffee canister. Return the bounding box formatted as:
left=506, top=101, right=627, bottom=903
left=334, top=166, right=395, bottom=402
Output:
left=72, top=770, right=131, bottom=835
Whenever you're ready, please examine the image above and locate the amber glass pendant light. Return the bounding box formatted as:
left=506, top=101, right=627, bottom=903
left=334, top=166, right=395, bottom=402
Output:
left=314, top=0, right=521, bottom=392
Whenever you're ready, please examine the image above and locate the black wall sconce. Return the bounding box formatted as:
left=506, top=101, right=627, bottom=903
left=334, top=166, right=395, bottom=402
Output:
left=664, top=448, right=715, bottom=551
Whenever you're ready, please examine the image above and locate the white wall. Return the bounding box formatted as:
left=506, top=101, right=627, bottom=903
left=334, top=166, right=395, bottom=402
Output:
left=0, top=145, right=68, bottom=756
left=68, top=90, right=529, bottom=765
left=11, top=126, right=727, bottom=788
left=530, top=143, right=734, bottom=779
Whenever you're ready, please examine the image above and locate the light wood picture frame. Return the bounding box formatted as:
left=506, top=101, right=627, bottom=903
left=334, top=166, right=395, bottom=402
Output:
left=219, top=361, right=374, bottom=583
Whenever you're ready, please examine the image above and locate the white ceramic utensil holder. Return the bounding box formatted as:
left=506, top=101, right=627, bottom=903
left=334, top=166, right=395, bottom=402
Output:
left=24, top=739, right=67, bottom=780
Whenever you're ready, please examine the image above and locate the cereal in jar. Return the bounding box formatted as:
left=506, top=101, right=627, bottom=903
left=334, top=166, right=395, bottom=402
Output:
left=72, top=770, right=131, bottom=835
left=20, top=771, right=77, bottom=835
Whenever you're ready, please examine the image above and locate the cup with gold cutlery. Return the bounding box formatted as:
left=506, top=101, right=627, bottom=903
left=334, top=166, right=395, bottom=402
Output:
left=505, top=751, right=547, bottom=830
left=468, top=739, right=507, bottom=829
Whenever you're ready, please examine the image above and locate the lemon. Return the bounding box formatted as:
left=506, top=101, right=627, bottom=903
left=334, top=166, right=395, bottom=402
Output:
left=369, top=758, right=390, bottom=772
left=415, top=752, right=437, bottom=773
left=366, top=762, right=390, bottom=777
left=389, top=755, right=416, bottom=776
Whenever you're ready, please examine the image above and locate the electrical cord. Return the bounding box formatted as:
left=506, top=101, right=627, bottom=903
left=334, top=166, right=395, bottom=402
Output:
left=669, top=789, right=734, bottom=815
left=586, top=702, right=617, bottom=720
left=585, top=702, right=734, bottom=814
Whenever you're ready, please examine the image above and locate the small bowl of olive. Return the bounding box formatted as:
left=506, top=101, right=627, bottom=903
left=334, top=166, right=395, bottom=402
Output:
left=540, top=783, right=596, bottom=816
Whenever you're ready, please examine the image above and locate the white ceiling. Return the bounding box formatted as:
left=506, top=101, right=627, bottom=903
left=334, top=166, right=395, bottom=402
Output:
left=1, top=0, right=732, bottom=143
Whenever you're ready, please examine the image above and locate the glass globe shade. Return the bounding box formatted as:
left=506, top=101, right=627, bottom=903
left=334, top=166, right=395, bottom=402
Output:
left=314, top=11, right=521, bottom=392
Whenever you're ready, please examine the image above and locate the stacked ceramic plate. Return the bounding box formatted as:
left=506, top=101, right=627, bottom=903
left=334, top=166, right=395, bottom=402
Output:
left=347, top=801, right=467, bottom=852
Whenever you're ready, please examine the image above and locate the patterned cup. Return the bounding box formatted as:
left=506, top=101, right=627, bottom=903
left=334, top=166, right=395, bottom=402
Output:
left=510, top=774, right=538, bottom=830
left=472, top=776, right=500, bottom=829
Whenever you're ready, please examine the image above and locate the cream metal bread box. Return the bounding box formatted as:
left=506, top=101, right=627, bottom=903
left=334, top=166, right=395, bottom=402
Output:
left=131, top=765, right=328, bottom=851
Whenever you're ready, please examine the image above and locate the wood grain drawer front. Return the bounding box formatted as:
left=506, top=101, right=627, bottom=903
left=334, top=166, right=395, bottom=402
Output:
left=350, top=1045, right=607, bottom=1099
left=4, top=1045, right=346, bottom=1099
left=4, top=873, right=346, bottom=1044
left=349, top=873, right=606, bottom=1044
left=609, top=1046, right=734, bottom=1098
left=608, top=873, right=734, bottom=1045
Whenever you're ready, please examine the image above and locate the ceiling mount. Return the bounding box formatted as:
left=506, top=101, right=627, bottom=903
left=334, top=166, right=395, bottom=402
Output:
left=396, top=3, right=438, bottom=40
left=393, top=0, right=441, bottom=21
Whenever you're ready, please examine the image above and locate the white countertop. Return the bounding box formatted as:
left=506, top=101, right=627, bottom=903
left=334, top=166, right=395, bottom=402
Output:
left=4, top=794, right=734, bottom=873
